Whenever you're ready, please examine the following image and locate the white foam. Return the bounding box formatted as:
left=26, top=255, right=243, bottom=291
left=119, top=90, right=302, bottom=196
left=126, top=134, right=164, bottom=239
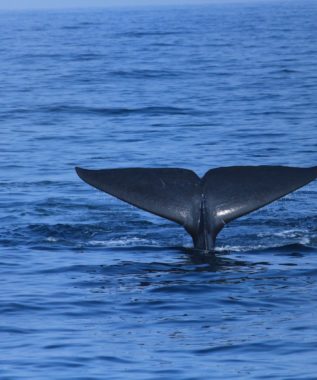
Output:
left=300, top=236, right=311, bottom=245
left=46, top=236, right=58, bottom=242
left=216, top=244, right=267, bottom=253
left=88, top=237, right=158, bottom=248
left=258, top=229, right=309, bottom=238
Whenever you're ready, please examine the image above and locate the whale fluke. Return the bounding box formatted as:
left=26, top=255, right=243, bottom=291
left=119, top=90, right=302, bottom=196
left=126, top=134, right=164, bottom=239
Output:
left=75, top=166, right=317, bottom=251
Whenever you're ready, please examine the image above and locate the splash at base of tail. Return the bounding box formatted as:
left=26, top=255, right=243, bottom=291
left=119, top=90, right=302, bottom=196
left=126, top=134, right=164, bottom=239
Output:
left=75, top=165, right=317, bottom=251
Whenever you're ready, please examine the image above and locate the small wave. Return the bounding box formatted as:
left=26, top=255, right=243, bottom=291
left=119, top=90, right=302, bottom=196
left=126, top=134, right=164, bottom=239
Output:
left=0, top=180, right=67, bottom=188
left=110, top=69, right=178, bottom=79
left=88, top=237, right=159, bottom=248
left=73, top=53, right=103, bottom=61
left=60, top=25, right=81, bottom=30
left=46, top=237, right=58, bottom=242
left=216, top=240, right=314, bottom=254
left=258, top=228, right=309, bottom=238
left=216, top=244, right=268, bottom=253
left=271, top=68, right=299, bottom=75
left=118, top=31, right=184, bottom=38
left=271, top=243, right=315, bottom=252
left=1, top=105, right=191, bottom=117
left=47, top=105, right=190, bottom=116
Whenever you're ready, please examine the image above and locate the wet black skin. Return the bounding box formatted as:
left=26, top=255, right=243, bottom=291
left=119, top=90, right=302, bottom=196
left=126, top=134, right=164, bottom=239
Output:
left=190, top=195, right=218, bottom=251
left=76, top=165, right=317, bottom=252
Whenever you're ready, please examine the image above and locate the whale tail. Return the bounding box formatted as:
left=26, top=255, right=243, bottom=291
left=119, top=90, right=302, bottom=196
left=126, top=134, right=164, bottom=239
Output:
left=75, top=166, right=317, bottom=251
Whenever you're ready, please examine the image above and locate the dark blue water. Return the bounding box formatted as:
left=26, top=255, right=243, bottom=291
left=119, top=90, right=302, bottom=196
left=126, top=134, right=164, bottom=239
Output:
left=1, top=1, right=317, bottom=379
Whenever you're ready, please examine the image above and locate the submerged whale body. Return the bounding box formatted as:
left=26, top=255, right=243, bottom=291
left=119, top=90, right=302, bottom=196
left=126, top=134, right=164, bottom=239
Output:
left=75, top=166, right=317, bottom=251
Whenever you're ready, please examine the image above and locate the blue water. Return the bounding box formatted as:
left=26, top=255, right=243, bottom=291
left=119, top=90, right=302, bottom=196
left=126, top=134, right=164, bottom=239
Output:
left=1, top=1, right=317, bottom=379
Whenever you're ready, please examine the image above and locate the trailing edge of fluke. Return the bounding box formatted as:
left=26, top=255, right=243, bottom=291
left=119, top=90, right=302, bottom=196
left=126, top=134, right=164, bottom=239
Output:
left=75, top=165, right=317, bottom=252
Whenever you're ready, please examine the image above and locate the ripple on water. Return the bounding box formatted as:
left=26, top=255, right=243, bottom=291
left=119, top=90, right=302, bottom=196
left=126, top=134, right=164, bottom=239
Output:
left=1, top=2, right=317, bottom=380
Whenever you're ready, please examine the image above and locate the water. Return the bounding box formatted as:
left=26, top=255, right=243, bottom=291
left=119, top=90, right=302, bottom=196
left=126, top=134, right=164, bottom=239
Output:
left=1, top=1, right=317, bottom=379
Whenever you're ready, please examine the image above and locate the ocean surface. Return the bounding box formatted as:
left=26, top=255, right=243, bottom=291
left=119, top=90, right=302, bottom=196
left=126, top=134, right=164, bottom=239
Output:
left=1, top=1, right=317, bottom=379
